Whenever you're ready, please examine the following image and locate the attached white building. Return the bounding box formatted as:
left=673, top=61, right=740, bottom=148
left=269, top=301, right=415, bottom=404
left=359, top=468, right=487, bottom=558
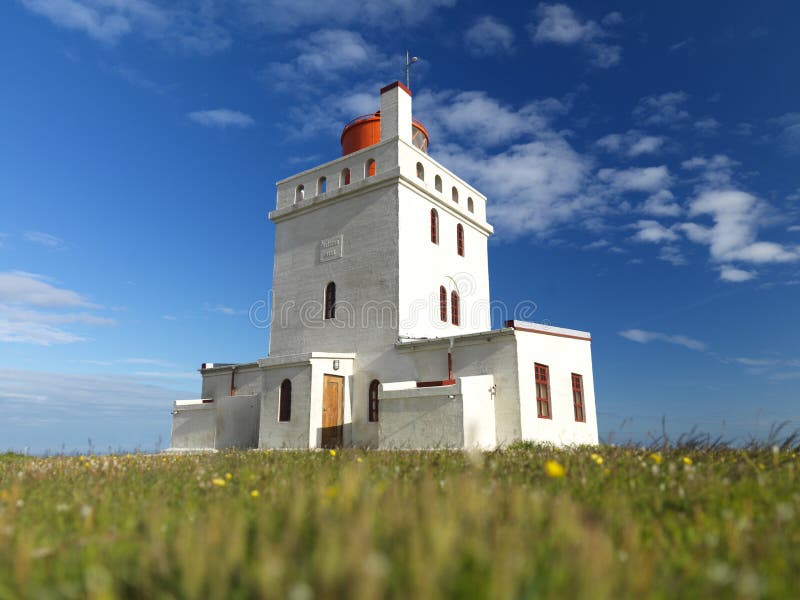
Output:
left=170, top=81, right=599, bottom=450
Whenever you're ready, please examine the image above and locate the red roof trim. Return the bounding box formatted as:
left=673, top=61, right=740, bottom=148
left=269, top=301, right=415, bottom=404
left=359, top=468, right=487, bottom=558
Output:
left=505, top=320, right=592, bottom=342
left=416, top=379, right=456, bottom=388
left=380, top=81, right=412, bottom=97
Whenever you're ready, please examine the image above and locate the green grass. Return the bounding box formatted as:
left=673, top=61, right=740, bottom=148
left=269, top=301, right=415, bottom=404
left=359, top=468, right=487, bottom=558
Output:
left=0, top=445, right=797, bottom=599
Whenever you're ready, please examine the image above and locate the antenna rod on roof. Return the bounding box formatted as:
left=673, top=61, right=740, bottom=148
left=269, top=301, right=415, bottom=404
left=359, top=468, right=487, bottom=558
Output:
left=405, top=50, right=418, bottom=90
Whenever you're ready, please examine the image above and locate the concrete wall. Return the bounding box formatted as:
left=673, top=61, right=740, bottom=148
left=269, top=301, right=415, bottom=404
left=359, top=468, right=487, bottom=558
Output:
left=170, top=402, right=215, bottom=449
left=259, top=364, right=312, bottom=449
left=215, top=394, right=260, bottom=449
left=378, top=384, right=464, bottom=449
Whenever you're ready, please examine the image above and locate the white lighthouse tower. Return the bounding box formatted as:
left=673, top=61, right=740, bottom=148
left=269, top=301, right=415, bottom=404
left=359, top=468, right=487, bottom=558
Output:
left=169, top=82, right=599, bottom=450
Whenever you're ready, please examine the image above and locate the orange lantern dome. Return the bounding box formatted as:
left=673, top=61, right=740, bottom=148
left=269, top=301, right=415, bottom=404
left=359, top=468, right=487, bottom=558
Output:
left=341, top=112, right=429, bottom=156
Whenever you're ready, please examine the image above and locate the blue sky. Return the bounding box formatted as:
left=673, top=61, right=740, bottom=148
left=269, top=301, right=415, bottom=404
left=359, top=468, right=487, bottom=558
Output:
left=1, top=0, right=798, bottom=453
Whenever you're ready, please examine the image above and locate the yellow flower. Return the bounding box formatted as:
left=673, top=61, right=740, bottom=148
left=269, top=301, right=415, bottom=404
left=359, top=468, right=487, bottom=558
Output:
left=544, top=460, right=565, bottom=478
left=590, top=453, right=603, bottom=465
left=211, top=478, right=226, bottom=487
left=250, top=490, right=260, bottom=498
left=329, top=449, right=337, bottom=457
left=682, top=456, right=693, bottom=466
left=356, top=457, right=363, bottom=463
left=225, top=473, right=233, bottom=481
left=604, top=467, right=611, bottom=475
left=649, top=452, right=663, bottom=465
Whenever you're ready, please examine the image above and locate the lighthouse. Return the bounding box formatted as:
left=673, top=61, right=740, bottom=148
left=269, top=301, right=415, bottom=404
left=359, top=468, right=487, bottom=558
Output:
left=169, top=81, right=599, bottom=451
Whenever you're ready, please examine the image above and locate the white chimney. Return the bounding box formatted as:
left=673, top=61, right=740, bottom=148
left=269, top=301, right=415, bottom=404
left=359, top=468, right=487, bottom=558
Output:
left=379, top=81, right=413, bottom=144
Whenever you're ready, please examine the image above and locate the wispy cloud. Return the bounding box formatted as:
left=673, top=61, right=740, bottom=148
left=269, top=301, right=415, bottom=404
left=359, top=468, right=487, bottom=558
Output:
left=719, top=265, right=756, bottom=282
left=464, top=16, right=515, bottom=57
left=0, top=271, right=111, bottom=345
left=188, top=109, right=255, bottom=129
left=20, top=0, right=230, bottom=54
left=619, top=329, right=707, bottom=351
left=24, top=231, right=64, bottom=248
left=0, top=271, right=93, bottom=307
left=633, top=91, right=690, bottom=127
left=596, top=130, right=665, bottom=157
left=597, top=166, right=671, bottom=193
left=529, top=3, right=623, bottom=68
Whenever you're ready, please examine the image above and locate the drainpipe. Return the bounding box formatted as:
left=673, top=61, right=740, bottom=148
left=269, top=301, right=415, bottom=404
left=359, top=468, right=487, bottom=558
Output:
left=230, top=366, right=237, bottom=397
left=448, top=337, right=454, bottom=381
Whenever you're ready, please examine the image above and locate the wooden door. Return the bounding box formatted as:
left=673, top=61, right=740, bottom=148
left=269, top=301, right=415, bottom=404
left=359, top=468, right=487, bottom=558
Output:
left=321, top=374, right=344, bottom=448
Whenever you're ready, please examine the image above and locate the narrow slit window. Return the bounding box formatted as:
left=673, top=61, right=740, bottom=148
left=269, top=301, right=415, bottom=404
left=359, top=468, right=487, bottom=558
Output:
left=468, top=197, right=474, bottom=213
left=452, top=187, right=459, bottom=203
left=365, top=158, right=376, bottom=178
left=416, top=162, right=424, bottom=180
left=279, top=379, right=291, bottom=422
left=318, top=176, right=327, bottom=194
left=435, top=175, right=442, bottom=192
left=295, top=184, right=304, bottom=202
left=439, top=285, right=447, bottom=322
left=430, top=209, right=439, bottom=244
left=572, top=373, right=585, bottom=422
left=369, top=379, right=380, bottom=422
left=341, top=168, right=351, bottom=186
left=535, top=363, right=551, bottom=419
left=324, top=282, right=336, bottom=320
left=456, top=224, right=464, bottom=257
left=451, top=290, right=460, bottom=326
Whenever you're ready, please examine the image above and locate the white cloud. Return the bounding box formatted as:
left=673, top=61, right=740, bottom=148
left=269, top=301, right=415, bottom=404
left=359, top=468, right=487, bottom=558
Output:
left=681, top=154, right=738, bottom=187
left=641, top=190, right=681, bottom=217
left=770, top=112, right=800, bottom=155
left=596, top=130, right=665, bottom=157
left=188, top=109, right=255, bottom=129
left=694, top=117, right=720, bottom=136
left=529, top=3, right=622, bottom=68
left=619, top=329, right=706, bottom=351
left=0, top=271, right=111, bottom=345
left=416, top=89, right=565, bottom=148
left=464, top=16, right=515, bottom=57
left=658, top=246, right=686, bottom=266
left=719, top=265, right=756, bottom=282
left=0, top=368, right=195, bottom=453
left=236, top=0, right=456, bottom=32
left=683, top=190, right=799, bottom=264
left=631, top=220, right=679, bottom=243
left=597, top=166, right=671, bottom=193
left=633, top=91, right=690, bottom=127
left=0, top=271, right=93, bottom=307
left=24, top=231, right=64, bottom=248
left=20, top=0, right=230, bottom=54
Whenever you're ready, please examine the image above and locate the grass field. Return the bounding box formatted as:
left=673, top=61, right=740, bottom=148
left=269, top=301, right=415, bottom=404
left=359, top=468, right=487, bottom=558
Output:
left=0, top=444, right=798, bottom=599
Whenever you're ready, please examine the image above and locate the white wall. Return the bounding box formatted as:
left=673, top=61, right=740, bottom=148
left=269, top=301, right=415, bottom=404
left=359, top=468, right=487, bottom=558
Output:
left=259, top=364, right=312, bottom=449
left=215, top=394, right=260, bottom=449
left=514, top=329, right=599, bottom=445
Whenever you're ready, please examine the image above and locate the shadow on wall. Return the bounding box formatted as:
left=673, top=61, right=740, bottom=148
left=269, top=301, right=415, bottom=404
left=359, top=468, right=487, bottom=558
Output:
left=315, top=423, right=353, bottom=448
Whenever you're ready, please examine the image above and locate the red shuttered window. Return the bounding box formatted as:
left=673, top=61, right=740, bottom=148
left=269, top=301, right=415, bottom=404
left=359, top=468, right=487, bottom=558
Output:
left=535, top=363, right=551, bottom=419
left=572, top=373, right=585, bottom=422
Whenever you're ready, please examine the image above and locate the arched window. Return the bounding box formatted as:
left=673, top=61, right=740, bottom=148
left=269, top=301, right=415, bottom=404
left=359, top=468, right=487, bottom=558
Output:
left=295, top=184, right=304, bottom=202
left=435, top=175, right=442, bottom=192
left=416, top=162, right=424, bottom=180
left=452, top=187, right=459, bottom=203
left=368, top=379, right=380, bottom=422
left=318, top=176, right=327, bottom=195
left=430, top=209, right=439, bottom=244
left=456, top=224, right=465, bottom=257
left=365, top=158, right=376, bottom=178
left=468, top=197, right=474, bottom=213
left=279, top=379, right=291, bottom=422
left=324, top=282, right=336, bottom=319
left=451, top=290, right=460, bottom=326
left=439, top=286, right=447, bottom=322
left=341, top=168, right=351, bottom=186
